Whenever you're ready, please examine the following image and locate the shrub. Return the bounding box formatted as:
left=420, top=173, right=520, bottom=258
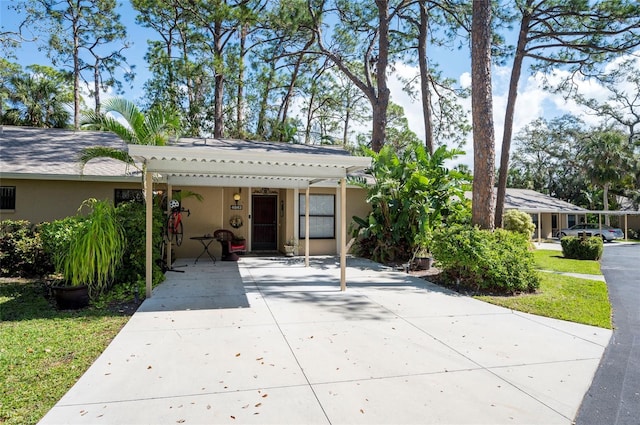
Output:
left=561, top=236, right=603, bottom=260
left=114, top=200, right=165, bottom=289
left=350, top=142, right=471, bottom=263
left=39, top=200, right=165, bottom=301
left=0, top=220, right=51, bottom=277
left=39, top=216, right=86, bottom=272
left=503, top=210, right=535, bottom=237
left=431, top=225, right=540, bottom=294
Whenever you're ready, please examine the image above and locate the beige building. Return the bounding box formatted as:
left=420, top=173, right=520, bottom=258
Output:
left=463, top=188, right=640, bottom=240
left=0, top=126, right=371, bottom=263
left=501, top=188, right=639, bottom=240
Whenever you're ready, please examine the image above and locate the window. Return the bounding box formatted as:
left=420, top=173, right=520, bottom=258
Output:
left=0, top=186, right=16, bottom=210
left=114, top=188, right=144, bottom=206
left=299, top=194, right=335, bottom=239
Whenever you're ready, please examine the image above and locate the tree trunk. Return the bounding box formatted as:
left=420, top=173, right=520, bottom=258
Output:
left=281, top=40, right=313, bottom=126
left=73, top=15, right=80, bottom=130
left=304, top=88, right=316, bottom=144
left=213, top=19, right=224, bottom=138
left=418, top=0, right=434, bottom=154
left=471, top=0, right=495, bottom=230
left=94, top=58, right=101, bottom=115
left=603, top=182, right=610, bottom=226
left=371, top=0, right=391, bottom=153
left=343, top=106, right=350, bottom=146
left=236, top=24, right=247, bottom=138
left=495, top=11, right=531, bottom=228
left=257, top=62, right=276, bottom=138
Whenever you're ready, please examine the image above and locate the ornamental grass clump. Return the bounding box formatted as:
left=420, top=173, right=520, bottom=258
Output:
left=57, top=199, right=125, bottom=299
left=431, top=225, right=540, bottom=294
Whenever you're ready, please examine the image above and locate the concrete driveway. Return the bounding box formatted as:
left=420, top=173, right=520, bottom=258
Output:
left=39, top=256, right=611, bottom=424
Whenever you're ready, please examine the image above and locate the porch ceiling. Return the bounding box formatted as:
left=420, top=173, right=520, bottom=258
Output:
left=128, top=144, right=371, bottom=189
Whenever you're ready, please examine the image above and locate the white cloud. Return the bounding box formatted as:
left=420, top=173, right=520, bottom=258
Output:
left=460, top=72, right=471, bottom=89
left=387, top=50, right=640, bottom=171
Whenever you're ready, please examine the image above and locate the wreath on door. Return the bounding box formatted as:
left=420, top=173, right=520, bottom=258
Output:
left=229, top=215, right=243, bottom=229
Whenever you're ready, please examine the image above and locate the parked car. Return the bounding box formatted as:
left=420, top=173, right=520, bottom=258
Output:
left=556, top=223, right=624, bottom=242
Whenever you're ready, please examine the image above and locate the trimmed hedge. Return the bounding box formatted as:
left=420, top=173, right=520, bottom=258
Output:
left=431, top=225, right=540, bottom=294
left=560, top=236, right=603, bottom=260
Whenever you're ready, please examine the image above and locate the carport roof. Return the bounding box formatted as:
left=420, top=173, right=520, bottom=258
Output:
left=128, top=138, right=371, bottom=189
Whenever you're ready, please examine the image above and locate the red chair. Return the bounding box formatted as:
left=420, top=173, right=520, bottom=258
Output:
left=214, top=229, right=246, bottom=261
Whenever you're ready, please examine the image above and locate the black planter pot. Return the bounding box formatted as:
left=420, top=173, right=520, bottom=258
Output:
left=52, top=285, right=90, bottom=310
left=412, top=257, right=433, bottom=271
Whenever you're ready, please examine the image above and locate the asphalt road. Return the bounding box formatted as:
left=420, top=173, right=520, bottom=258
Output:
left=575, top=243, right=640, bottom=425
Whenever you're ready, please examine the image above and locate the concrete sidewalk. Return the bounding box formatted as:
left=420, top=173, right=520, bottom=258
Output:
left=39, top=256, right=611, bottom=424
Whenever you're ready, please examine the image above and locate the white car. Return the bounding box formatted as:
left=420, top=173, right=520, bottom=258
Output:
left=556, top=224, right=624, bottom=242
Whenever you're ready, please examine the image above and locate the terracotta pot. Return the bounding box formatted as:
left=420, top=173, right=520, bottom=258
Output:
left=52, top=285, right=89, bottom=310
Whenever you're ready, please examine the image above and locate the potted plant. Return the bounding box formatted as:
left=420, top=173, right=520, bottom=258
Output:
left=48, top=199, right=125, bottom=308
left=411, top=245, right=433, bottom=270
left=411, top=229, right=433, bottom=271
left=284, top=238, right=298, bottom=257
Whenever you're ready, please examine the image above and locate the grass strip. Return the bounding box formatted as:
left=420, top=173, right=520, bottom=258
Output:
left=0, top=279, right=130, bottom=425
left=533, top=249, right=602, bottom=275
left=476, top=272, right=611, bottom=329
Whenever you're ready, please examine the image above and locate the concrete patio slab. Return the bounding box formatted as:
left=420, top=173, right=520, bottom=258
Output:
left=313, top=369, right=570, bottom=424
left=39, top=256, right=611, bottom=425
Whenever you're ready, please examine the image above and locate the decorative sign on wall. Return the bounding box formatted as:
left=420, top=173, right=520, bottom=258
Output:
left=230, top=205, right=242, bottom=210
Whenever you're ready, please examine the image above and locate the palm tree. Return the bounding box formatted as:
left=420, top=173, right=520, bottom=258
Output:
left=582, top=130, right=633, bottom=225
left=7, top=73, right=71, bottom=128
left=80, top=98, right=205, bottom=207
left=80, top=97, right=181, bottom=169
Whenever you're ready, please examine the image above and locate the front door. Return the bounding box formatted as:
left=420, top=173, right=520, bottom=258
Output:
left=252, top=195, right=277, bottom=251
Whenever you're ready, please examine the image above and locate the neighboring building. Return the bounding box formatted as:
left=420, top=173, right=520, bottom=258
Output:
left=502, top=188, right=588, bottom=239
left=0, top=126, right=371, bottom=260
left=467, top=188, right=639, bottom=240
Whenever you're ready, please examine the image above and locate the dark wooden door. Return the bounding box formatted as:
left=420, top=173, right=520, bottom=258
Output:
left=252, top=195, right=277, bottom=251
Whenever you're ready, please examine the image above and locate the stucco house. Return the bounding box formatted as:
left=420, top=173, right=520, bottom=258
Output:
left=499, top=188, right=639, bottom=240
left=0, top=126, right=372, bottom=265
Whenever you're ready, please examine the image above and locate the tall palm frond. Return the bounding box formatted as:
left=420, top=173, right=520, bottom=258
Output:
left=80, top=97, right=181, bottom=169
left=78, top=146, right=135, bottom=171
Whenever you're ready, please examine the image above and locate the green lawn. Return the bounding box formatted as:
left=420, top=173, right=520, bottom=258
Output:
left=0, top=279, right=130, bottom=425
left=476, top=247, right=610, bottom=329
left=532, top=249, right=602, bottom=275
left=476, top=272, right=611, bottom=329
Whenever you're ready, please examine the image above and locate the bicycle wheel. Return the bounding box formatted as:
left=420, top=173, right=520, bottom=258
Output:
left=165, top=214, right=174, bottom=242
left=175, top=220, right=183, bottom=246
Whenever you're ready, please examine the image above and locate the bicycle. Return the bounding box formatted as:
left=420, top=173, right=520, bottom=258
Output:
left=165, top=199, right=190, bottom=247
